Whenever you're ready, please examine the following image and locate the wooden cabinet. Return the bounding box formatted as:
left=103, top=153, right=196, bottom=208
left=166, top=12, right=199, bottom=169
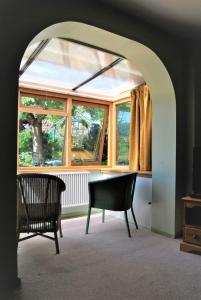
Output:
left=180, top=196, right=201, bottom=254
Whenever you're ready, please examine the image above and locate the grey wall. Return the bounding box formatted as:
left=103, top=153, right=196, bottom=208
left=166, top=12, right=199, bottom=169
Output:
left=189, top=42, right=201, bottom=196
left=193, top=42, right=201, bottom=147
left=0, top=0, right=196, bottom=290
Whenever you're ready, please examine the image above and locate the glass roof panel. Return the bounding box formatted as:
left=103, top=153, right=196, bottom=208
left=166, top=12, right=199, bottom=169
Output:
left=20, top=38, right=119, bottom=90
left=20, top=41, right=41, bottom=69
left=78, top=60, right=145, bottom=97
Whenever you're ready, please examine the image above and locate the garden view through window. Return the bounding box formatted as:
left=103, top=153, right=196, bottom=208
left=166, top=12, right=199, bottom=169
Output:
left=71, top=103, right=108, bottom=165
left=18, top=94, right=109, bottom=168
left=116, top=101, right=131, bottom=165
left=21, top=97, right=65, bottom=110
left=18, top=96, right=66, bottom=167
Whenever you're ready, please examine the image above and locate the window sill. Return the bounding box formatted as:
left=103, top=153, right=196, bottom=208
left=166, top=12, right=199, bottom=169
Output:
left=17, top=165, right=113, bottom=173
left=100, top=168, right=152, bottom=178
left=17, top=166, right=152, bottom=178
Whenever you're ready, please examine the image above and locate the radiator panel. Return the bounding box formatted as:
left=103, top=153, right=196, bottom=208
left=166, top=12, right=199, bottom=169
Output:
left=50, top=172, right=89, bottom=208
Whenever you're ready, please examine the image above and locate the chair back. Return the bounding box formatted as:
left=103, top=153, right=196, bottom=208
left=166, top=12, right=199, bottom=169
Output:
left=17, top=173, right=65, bottom=232
left=89, top=173, right=137, bottom=211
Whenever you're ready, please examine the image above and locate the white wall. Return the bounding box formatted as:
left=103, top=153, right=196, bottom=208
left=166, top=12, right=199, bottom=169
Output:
left=132, top=176, right=152, bottom=229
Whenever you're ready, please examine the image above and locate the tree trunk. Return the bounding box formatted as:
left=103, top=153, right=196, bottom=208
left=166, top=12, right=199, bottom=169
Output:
left=32, top=120, right=44, bottom=165
left=27, top=114, right=45, bottom=166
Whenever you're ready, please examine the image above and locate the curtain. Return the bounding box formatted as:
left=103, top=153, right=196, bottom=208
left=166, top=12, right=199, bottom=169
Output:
left=129, top=84, right=152, bottom=171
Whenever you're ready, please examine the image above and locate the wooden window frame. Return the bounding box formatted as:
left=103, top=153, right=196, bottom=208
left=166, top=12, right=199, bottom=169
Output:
left=71, top=100, right=109, bottom=166
left=112, top=97, right=131, bottom=170
left=17, top=88, right=112, bottom=172
left=112, top=91, right=152, bottom=174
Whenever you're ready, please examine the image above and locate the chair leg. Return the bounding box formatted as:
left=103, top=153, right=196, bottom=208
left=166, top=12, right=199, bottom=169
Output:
left=124, top=210, right=131, bottom=238
left=85, top=206, right=91, bottom=234
left=102, top=209, right=105, bottom=223
left=59, top=218, right=63, bottom=238
left=131, top=206, right=138, bottom=229
left=54, top=228, right=60, bottom=254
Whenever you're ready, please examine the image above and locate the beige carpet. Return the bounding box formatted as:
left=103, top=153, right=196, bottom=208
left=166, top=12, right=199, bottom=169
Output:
left=5, top=215, right=201, bottom=300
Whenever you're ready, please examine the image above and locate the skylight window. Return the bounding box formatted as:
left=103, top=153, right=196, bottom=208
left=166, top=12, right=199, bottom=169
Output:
left=78, top=60, right=144, bottom=97
left=20, top=39, right=119, bottom=90
left=20, top=41, right=41, bottom=69
left=19, top=38, right=145, bottom=99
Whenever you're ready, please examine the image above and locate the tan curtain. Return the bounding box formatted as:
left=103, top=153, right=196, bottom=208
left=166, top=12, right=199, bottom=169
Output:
left=129, top=84, right=152, bottom=171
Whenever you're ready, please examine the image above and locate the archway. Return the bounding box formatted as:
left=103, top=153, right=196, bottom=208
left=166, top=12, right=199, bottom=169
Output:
left=24, top=21, right=176, bottom=237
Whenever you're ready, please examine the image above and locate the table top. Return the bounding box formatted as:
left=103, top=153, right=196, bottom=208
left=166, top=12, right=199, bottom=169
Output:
left=89, top=172, right=128, bottom=183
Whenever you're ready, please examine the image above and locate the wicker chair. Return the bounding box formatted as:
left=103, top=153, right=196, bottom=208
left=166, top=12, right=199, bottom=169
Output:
left=86, top=173, right=138, bottom=237
left=17, top=173, right=65, bottom=254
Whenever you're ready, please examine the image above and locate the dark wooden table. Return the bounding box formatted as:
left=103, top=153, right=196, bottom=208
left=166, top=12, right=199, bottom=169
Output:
left=180, top=196, right=201, bottom=254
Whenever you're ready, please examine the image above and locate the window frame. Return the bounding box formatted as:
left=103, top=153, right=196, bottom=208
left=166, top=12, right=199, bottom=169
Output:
left=18, top=88, right=68, bottom=169
left=111, top=97, right=132, bottom=171
left=17, top=88, right=112, bottom=171
left=115, top=100, right=131, bottom=167
left=71, top=100, right=109, bottom=166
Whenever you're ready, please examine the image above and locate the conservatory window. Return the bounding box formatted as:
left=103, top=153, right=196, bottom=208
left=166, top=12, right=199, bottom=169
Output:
left=18, top=37, right=152, bottom=172
left=18, top=93, right=67, bottom=167
left=18, top=90, right=110, bottom=169
left=71, top=102, right=108, bottom=165
left=116, top=101, right=131, bottom=166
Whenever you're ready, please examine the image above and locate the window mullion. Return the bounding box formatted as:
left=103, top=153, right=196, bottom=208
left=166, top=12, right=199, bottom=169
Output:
left=66, top=97, right=72, bottom=167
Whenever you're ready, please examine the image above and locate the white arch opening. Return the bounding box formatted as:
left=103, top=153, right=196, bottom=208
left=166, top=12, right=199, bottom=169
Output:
left=27, top=22, right=176, bottom=236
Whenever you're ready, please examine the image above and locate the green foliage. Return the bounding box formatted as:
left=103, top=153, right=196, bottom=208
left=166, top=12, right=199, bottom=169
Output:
left=19, top=152, right=33, bottom=167
left=19, top=129, right=32, bottom=152
left=18, top=100, right=108, bottom=167
left=118, top=122, right=130, bottom=137
left=116, top=102, right=131, bottom=165
left=72, top=105, right=104, bottom=126
left=72, top=104, right=105, bottom=155
left=18, top=112, right=65, bottom=167
left=117, top=138, right=129, bottom=165
left=22, top=96, right=64, bottom=110
left=117, top=102, right=131, bottom=112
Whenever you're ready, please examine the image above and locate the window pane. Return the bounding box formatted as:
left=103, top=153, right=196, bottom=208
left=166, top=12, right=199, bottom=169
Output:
left=18, top=112, right=66, bottom=167
left=21, top=96, right=65, bottom=110
left=71, top=104, right=108, bottom=164
left=20, top=38, right=119, bottom=91
left=20, top=41, right=41, bottom=69
left=116, top=102, right=131, bottom=165
left=79, top=60, right=144, bottom=97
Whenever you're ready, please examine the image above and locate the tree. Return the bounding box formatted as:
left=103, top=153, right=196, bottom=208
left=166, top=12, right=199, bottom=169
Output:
left=26, top=113, right=45, bottom=165
left=116, top=102, right=131, bottom=165
left=19, top=96, right=65, bottom=166
left=72, top=104, right=106, bottom=163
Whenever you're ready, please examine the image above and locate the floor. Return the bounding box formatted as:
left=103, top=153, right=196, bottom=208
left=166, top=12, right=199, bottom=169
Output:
left=5, top=215, right=201, bottom=300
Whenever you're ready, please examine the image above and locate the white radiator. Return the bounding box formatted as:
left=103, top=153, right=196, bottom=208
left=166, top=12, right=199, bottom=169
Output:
left=50, top=171, right=90, bottom=208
